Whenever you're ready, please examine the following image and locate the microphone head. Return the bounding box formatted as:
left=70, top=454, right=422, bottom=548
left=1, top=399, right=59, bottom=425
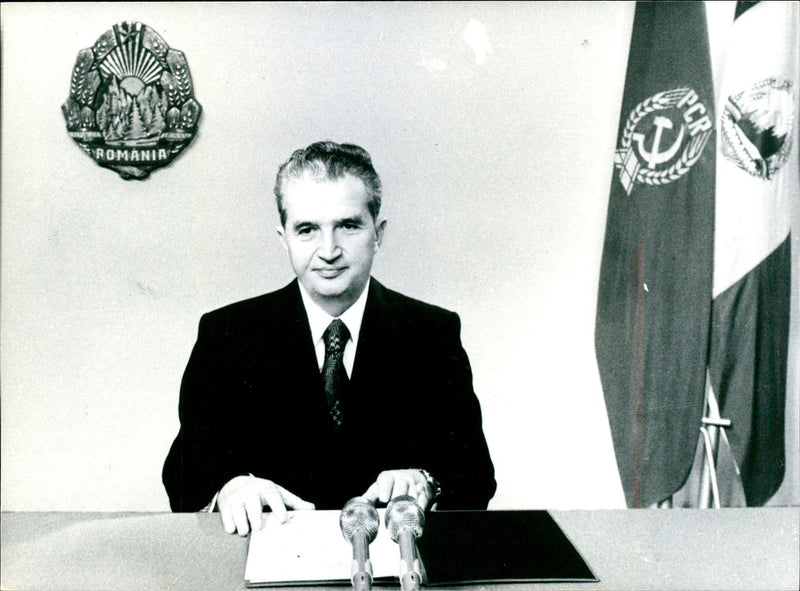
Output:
left=340, top=497, right=380, bottom=544
left=384, top=495, right=425, bottom=543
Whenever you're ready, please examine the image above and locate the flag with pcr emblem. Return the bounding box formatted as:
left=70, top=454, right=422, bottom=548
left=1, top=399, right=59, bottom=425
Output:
left=708, top=0, right=797, bottom=506
left=595, top=2, right=716, bottom=508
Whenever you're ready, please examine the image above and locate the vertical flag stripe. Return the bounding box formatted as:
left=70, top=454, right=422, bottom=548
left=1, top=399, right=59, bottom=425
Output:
left=709, top=235, right=790, bottom=505
left=595, top=2, right=716, bottom=507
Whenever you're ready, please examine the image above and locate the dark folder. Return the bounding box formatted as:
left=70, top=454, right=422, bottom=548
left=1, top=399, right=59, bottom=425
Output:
left=244, top=509, right=596, bottom=586
left=417, top=510, right=597, bottom=585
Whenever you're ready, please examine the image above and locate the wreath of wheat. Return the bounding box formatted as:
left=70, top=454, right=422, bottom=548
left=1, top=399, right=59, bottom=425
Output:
left=619, top=88, right=711, bottom=186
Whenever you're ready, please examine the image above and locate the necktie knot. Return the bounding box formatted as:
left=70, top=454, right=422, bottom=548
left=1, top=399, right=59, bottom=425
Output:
left=323, top=318, right=350, bottom=358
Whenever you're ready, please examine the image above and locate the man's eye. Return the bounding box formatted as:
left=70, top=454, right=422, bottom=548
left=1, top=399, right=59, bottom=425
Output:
left=295, top=226, right=315, bottom=236
left=342, top=222, right=360, bottom=230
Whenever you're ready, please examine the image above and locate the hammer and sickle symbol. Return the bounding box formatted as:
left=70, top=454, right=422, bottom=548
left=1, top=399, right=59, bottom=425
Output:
left=632, top=116, right=685, bottom=169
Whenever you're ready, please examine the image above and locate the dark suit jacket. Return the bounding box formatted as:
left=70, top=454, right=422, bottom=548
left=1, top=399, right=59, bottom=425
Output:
left=162, top=278, right=496, bottom=511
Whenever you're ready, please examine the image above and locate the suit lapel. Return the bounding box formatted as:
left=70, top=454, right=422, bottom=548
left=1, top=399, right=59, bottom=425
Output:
left=283, top=279, right=319, bottom=376
left=256, top=280, right=324, bottom=405
left=351, top=279, right=398, bottom=389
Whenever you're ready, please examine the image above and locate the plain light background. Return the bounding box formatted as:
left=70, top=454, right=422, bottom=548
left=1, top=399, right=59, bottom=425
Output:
left=1, top=1, right=797, bottom=511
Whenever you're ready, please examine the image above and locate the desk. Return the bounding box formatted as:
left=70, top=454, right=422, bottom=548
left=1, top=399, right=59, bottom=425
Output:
left=1, top=509, right=798, bottom=590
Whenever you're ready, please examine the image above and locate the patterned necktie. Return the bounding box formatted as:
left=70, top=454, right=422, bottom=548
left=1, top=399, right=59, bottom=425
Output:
left=322, top=318, right=350, bottom=429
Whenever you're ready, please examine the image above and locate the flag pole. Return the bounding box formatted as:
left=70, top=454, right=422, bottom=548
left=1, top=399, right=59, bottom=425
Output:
left=697, top=375, right=731, bottom=508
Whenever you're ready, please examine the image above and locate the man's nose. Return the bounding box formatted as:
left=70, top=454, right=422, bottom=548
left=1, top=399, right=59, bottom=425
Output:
left=317, top=229, right=341, bottom=260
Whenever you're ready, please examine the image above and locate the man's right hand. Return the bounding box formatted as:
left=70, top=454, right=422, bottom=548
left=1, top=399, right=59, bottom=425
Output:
left=217, top=475, right=315, bottom=536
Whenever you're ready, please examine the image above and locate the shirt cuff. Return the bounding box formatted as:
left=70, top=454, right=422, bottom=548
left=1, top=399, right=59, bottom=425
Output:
left=203, top=491, right=219, bottom=513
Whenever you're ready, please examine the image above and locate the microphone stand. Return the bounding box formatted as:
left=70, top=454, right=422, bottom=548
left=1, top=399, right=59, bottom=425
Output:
left=350, top=532, right=373, bottom=591
left=397, top=529, right=422, bottom=591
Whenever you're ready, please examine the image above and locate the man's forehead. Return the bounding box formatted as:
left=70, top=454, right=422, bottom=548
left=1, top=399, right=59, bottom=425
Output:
left=282, top=172, right=371, bottom=221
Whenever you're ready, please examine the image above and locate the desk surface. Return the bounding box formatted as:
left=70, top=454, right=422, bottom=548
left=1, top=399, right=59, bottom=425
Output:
left=1, top=508, right=798, bottom=590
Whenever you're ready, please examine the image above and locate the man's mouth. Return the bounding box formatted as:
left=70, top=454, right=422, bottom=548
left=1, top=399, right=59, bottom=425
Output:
left=315, top=267, right=346, bottom=278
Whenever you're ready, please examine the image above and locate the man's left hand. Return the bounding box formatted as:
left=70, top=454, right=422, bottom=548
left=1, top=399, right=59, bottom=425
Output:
left=363, top=469, right=432, bottom=510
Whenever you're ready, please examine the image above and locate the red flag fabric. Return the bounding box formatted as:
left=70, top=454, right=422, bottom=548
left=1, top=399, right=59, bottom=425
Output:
left=595, top=2, right=716, bottom=508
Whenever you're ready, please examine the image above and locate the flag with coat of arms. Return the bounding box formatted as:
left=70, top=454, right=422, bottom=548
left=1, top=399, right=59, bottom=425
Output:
left=707, top=0, right=797, bottom=507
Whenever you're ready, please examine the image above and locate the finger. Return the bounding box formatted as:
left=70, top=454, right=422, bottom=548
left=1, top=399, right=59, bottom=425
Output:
left=261, top=483, right=288, bottom=523
left=220, top=506, right=237, bottom=535
left=410, top=471, right=429, bottom=505
left=278, top=485, right=315, bottom=510
left=362, top=482, right=380, bottom=503
left=377, top=472, right=395, bottom=504
left=244, top=494, right=264, bottom=532
left=390, top=475, right=412, bottom=501
left=231, top=503, right=251, bottom=537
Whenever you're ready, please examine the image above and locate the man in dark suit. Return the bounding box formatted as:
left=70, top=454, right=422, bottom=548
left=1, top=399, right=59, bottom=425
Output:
left=163, top=141, right=496, bottom=535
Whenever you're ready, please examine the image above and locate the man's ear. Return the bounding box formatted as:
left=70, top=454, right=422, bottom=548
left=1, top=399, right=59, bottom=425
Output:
left=374, top=218, right=387, bottom=251
left=277, top=225, right=288, bottom=253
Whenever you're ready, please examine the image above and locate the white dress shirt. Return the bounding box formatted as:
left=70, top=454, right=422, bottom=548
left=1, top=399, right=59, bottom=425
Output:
left=297, top=279, right=370, bottom=377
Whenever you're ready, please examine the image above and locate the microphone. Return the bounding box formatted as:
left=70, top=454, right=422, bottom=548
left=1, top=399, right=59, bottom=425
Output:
left=339, top=497, right=380, bottom=590
left=385, top=495, right=425, bottom=591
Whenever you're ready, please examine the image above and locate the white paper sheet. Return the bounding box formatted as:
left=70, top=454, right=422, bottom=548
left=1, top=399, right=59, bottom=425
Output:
left=244, top=509, right=400, bottom=586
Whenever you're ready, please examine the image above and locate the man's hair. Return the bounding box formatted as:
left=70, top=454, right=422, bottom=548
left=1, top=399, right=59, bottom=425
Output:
left=274, top=141, right=383, bottom=226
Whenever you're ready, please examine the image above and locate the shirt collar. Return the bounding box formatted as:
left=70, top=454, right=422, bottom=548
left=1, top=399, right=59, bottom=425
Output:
left=298, top=278, right=370, bottom=347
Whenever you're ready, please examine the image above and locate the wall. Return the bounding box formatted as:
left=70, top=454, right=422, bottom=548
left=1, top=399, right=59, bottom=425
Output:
left=1, top=1, right=797, bottom=511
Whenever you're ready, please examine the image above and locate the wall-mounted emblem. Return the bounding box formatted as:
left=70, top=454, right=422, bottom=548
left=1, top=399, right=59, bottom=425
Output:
left=614, top=88, right=713, bottom=195
left=62, top=22, right=201, bottom=180
left=721, top=78, right=795, bottom=180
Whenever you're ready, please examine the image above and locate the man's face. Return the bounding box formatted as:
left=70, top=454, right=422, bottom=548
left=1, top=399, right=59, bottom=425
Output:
left=278, top=172, right=386, bottom=316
